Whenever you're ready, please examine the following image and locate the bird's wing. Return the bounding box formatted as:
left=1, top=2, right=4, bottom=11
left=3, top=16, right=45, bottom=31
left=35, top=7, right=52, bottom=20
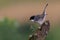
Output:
left=34, top=15, right=40, bottom=21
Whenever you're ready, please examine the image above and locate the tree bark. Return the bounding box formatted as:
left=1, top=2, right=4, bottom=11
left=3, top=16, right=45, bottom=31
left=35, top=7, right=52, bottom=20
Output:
left=29, top=20, right=50, bottom=40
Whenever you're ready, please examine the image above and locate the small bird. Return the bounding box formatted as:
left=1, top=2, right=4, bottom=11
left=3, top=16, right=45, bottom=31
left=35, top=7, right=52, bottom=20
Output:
left=30, top=3, right=48, bottom=25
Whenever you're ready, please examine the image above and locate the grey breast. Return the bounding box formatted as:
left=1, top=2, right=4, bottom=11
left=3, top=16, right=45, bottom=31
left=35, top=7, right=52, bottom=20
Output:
left=34, top=15, right=44, bottom=21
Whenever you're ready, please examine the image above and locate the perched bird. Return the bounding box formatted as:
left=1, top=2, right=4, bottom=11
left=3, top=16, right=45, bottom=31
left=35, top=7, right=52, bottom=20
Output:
left=30, top=3, right=48, bottom=25
left=29, top=3, right=50, bottom=40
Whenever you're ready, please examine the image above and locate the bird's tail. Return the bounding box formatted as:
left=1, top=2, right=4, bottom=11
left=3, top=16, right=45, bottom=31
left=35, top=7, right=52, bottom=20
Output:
left=44, top=3, right=48, bottom=11
left=42, top=3, right=48, bottom=14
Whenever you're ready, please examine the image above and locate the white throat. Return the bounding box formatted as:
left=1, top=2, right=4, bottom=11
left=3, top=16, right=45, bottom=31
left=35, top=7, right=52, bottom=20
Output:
left=31, top=20, right=34, bottom=22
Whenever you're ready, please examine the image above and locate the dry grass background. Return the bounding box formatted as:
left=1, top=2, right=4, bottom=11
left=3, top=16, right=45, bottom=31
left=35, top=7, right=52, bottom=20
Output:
left=0, top=0, right=60, bottom=24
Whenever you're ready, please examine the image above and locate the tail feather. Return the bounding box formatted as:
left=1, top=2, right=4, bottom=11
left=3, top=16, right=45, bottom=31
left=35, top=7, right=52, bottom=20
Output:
left=42, top=3, right=48, bottom=14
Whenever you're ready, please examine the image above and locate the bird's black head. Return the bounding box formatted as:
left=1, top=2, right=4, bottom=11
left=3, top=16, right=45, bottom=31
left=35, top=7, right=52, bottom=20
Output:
left=30, top=16, right=35, bottom=21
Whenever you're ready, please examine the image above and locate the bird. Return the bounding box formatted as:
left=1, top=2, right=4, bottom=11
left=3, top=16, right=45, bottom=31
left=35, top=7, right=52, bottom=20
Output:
left=30, top=3, right=48, bottom=25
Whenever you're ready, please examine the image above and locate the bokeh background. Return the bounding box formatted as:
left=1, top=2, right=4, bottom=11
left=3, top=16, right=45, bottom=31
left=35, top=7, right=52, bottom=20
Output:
left=0, top=0, right=60, bottom=23
left=0, top=0, right=60, bottom=40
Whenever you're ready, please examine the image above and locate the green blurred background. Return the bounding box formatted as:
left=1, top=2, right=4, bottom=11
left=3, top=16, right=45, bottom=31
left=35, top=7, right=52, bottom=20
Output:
left=0, top=0, right=60, bottom=40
